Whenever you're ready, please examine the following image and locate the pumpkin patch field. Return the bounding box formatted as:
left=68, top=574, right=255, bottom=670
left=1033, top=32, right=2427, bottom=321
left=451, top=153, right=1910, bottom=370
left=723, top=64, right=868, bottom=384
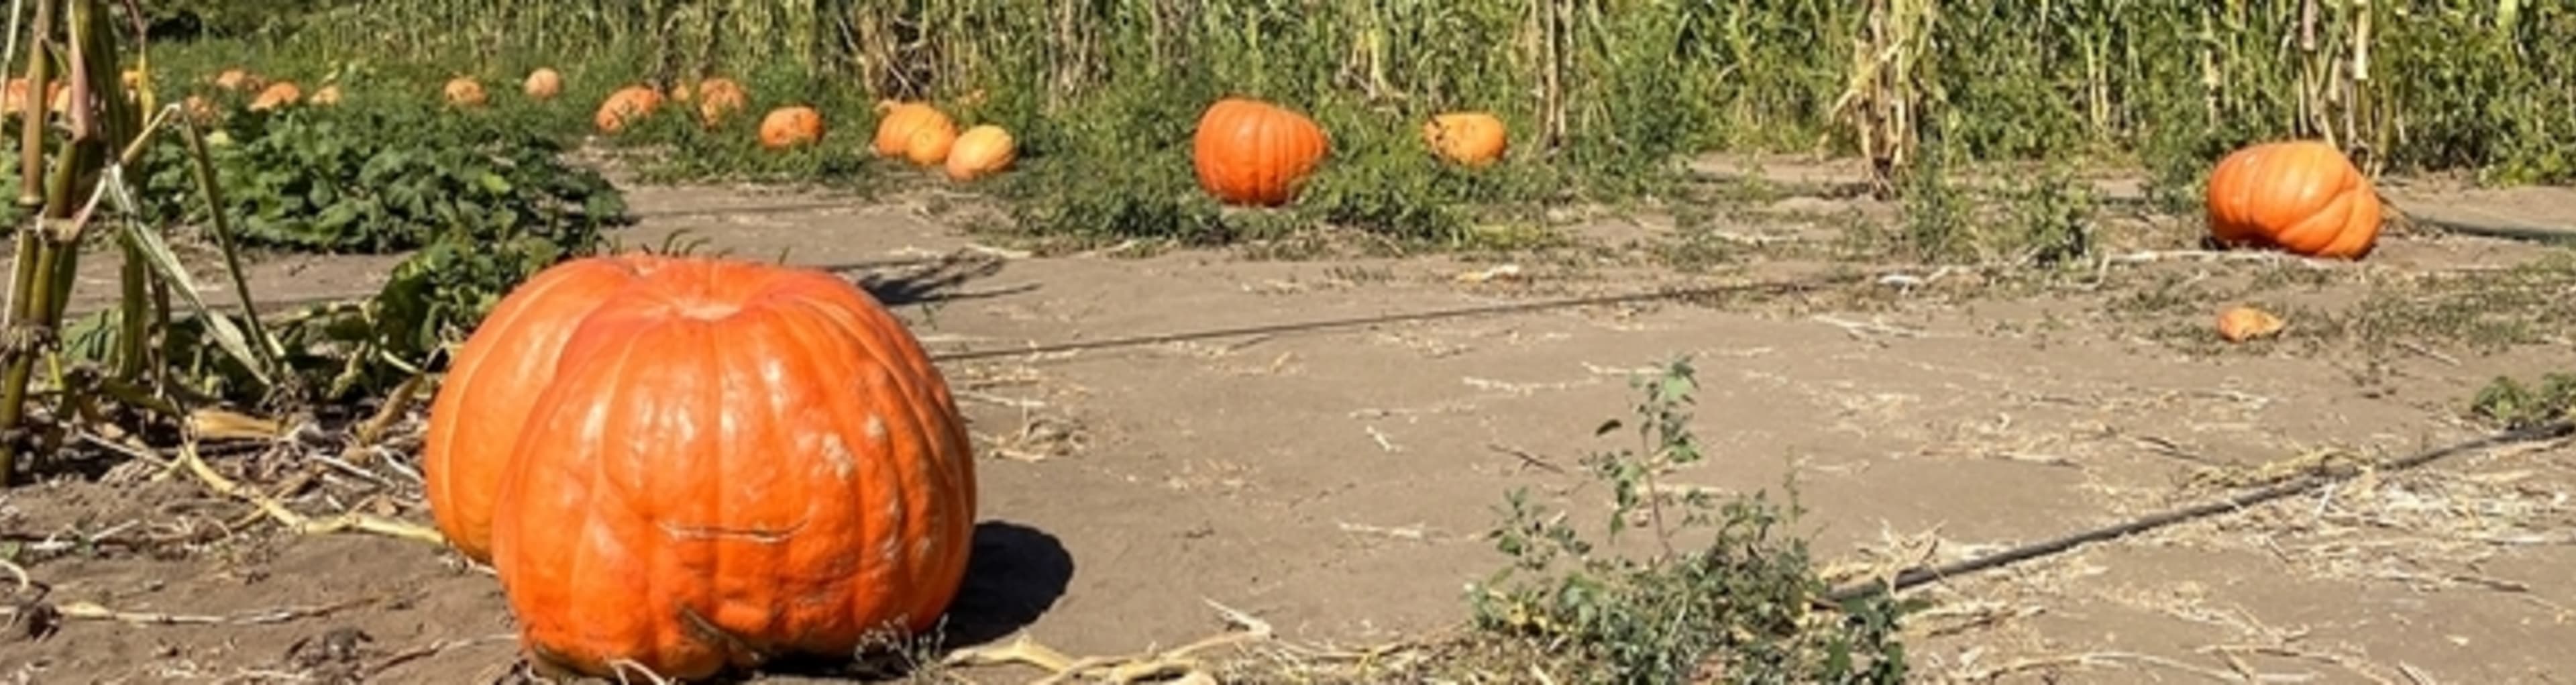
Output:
left=1, top=1, right=2573, bottom=683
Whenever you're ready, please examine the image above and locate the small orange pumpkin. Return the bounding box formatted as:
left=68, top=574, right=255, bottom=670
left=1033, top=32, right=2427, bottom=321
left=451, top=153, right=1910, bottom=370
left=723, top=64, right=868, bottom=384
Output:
left=484, top=256, right=977, bottom=680
left=248, top=81, right=303, bottom=111
left=1423, top=111, right=1509, bottom=167
left=443, top=77, right=488, bottom=107
left=594, top=85, right=665, bottom=134
left=871, top=101, right=955, bottom=158
left=2204, top=140, right=2383, bottom=260
left=1, top=78, right=36, bottom=116
left=213, top=68, right=261, bottom=92
left=694, top=78, right=749, bottom=127
left=424, top=256, right=679, bottom=563
left=309, top=85, right=343, bottom=107
left=1191, top=97, right=1330, bottom=207
left=2216, top=305, right=2288, bottom=343
left=757, top=106, right=825, bottom=150
left=943, top=125, right=1016, bottom=182
left=180, top=95, right=220, bottom=125
left=523, top=68, right=564, bottom=101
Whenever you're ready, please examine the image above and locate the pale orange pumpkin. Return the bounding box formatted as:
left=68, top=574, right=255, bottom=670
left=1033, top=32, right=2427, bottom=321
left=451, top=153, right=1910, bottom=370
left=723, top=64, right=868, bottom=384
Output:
left=424, top=256, right=678, bottom=563
left=213, top=68, right=261, bottom=92
left=694, top=78, right=749, bottom=127
left=758, top=106, right=826, bottom=150
left=444, top=77, right=488, bottom=107
left=248, top=81, right=303, bottom=111
left=2216, top=305, right=2288, bottom=343
left=594, top=85, right=665, bottom=134
left=1423, top=111, right=1509, bottom=167
left=523, top=68, right=564, bottom=101
left=181, top=95, right=220, bottom=125
left=871, top=101, right=955, bottom=159
left=943, top=125, right=1016, bottom=182
left=484, top=256, right=977, bottom=680
left=309, top=85, right=343, bottom=107
left=2204, top=140, right=2383, bottom=260
left=1191, top=97, right=1330, bottom=207
left=904, top=125, right=957, bottom=166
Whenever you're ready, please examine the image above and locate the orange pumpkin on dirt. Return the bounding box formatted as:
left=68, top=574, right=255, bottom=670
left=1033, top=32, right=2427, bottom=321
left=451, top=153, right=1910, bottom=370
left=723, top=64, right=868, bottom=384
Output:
left=943, top=125, right=1017, bottom=182
left=871, top=101, right=955, bottom=159
left=2203, top=140, right=2383, bottom=260
left=249, top=81, right=303, bottom=111
left=1191, top=97, right=1330, bottom=207
left=443, top=77, right=488, bottom=107
left=523, top=68, right=564, bottom=101
left=694, top=78, right=749, bottom=126
left=757, top=106, right=825, bottom=150
left=423, top=256, right=678, bottom=563
left=1422, top=111, right=1509, bottom=167
left=594, top=85, right=664, bottom=134
left=480, top=256, right=978, bottom=680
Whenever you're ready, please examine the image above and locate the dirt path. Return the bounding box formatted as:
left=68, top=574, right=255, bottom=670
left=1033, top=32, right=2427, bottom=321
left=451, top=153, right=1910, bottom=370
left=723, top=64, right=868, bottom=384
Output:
left=4, top=176, right=2572, bottom=684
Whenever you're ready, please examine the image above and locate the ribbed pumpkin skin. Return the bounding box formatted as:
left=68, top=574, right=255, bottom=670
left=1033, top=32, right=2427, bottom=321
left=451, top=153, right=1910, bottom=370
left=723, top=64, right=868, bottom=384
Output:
left=249, top=82, right=303, bottom=111
left=696, top=78, right=749, bottom=126
left=524, top=68, right=564, bottom=101
left=488, top=258, right=978, bottom=680
left=758, top=107, right=826, bottom=150
left=596, top=86, right=664, bottom=134
left=1191, top=97, right=1330, bottom=207
left=872, top=101, right=955, bottom=158
left=423, top=255, right=676, bottom=563
left=1422, top=112, right=1509, bottom=167
left=2204, top=140, right=2383, bottom=259
left=943, top=125, right=1017, bottom=181
left=443, top=78, right=488, bottom=107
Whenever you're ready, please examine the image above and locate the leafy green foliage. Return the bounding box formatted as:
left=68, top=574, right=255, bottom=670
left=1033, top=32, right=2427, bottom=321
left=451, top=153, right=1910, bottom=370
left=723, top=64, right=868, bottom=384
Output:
left=2470, top=372, right=2576, bottom=430
left=1474, top=357, right=1917, bottom=684
left=154, top=104, right=625, bottom=252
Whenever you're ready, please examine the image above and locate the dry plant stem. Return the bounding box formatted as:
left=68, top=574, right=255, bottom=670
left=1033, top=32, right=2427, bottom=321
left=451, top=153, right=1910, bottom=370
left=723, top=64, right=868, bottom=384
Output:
left=1825, top=420, right=2576, bottom=604
left=176, top=439, right=447, bottom=545
left=944, top=598, right=1274, bottom=685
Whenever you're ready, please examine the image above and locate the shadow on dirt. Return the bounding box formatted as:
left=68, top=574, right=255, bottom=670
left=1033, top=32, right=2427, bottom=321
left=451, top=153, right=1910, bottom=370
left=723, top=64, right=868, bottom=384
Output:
left=847, top=253, right=1038, bottom=308
left=757, top=520, right=1074, bottom=680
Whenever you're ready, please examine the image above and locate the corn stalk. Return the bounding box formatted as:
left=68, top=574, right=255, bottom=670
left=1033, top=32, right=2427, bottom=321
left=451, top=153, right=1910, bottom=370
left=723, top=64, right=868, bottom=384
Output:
left=0, top=0, right=276, bottom=488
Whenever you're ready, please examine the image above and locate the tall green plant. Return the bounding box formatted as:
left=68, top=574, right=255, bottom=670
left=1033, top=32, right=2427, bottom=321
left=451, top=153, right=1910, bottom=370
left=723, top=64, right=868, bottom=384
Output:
left=0, top=0, right=276, bottom=486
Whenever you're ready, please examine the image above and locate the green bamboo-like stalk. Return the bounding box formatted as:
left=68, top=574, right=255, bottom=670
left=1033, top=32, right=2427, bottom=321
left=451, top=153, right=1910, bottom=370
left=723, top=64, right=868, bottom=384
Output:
left=0, top=0, right=58, bottom=487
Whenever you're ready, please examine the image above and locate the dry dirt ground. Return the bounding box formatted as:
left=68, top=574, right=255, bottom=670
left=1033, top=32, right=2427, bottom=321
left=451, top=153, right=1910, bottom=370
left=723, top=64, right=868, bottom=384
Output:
left=4, top=159, right=2574, bottom=684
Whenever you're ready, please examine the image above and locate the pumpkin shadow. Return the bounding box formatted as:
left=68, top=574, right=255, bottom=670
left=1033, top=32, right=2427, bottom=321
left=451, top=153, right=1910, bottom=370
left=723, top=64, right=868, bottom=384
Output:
left=843, top=252, right=1037, bottom=308
left=753, top=521, right=1073, bottom=680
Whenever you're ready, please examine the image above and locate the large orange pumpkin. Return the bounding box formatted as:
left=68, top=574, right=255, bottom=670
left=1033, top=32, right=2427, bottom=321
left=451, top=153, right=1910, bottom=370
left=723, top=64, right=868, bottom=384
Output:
left=444, top=77, right=488, bottom=107
left=758, top=106, right=826, bottom=150
left=424, top=255, right=678, bottom=563
left=694, top=78, right=749, bottom=127
left=2204, top=140, right=2383, bottom=260
left=1191, top=97, right=1330, bottom=207
left=1423, top=111, right=1509, bottom=167
left=524, top=68, right=564, bottom=101
left=943, top=125, right=1017, bottom=182
left=595, top=85, right=665, bottom=134
left=485, top=256, right=978, bottom=680
left=871, top=101, right=955, bottom=158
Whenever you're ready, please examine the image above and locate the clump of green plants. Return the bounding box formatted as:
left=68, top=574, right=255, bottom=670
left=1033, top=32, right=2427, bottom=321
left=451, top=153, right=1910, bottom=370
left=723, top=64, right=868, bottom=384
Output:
left=2469, top=372, right=2576, bottom=430
left=1469, top=356, right=1915, bottom=684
